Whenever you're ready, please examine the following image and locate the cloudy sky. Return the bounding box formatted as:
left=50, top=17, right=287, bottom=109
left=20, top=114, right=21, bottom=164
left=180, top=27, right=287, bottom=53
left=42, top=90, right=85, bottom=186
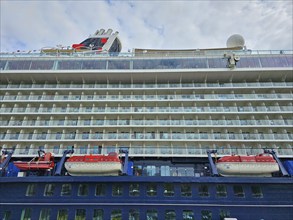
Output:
left=1, top=0, right=292, bottom=53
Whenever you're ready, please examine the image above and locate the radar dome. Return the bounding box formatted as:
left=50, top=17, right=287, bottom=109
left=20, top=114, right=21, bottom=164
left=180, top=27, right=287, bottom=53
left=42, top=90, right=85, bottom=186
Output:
left=226, top=34, right=245, bottom=48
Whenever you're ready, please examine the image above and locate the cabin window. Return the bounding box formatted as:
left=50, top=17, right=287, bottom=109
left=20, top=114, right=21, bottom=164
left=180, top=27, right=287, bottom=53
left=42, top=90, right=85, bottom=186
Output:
left=216, top=185, right=227, bottom=198
left=164, top=183, right=174, bottom=197
left=146, top=165, right=157, bottom=176
left=181, top=183, right=192, bottom=197
left=82, top=132, right=89, bottom=139
left=129, top=209, right=140, bottom=220
left=80, top=146, right=87, bottom=154
left=251, top=185, right=263, bottom=198
left=146, top=210, right=158, bottom=220
left=112, top=184, right=123, bottom=196
left=93, top=209, right=104, bottom=220
left=78, top=184, right=89, bottom=196
left=201, top=210, right=212, bottom=220
left=3, top=211, right=11, bottom=220
left=57, top=209, right=68, bottom=220
left=111, top=210, right=122, bottom=220
left=91, top=145, right=101, bottom=154
left=95, top=184, right=106, bottom=196
left=219, top=210, right=231, bottom=219
left=129, top=183, right=140, bottom=196
left=161, top=165, right=171, bottom=176
left=53, top=146, right=60, bottom=154
left=75, top=209, right=86, bottom=220
left=61, top=184, right=72, bottom=196
left=198, top=185, right=209, bottom=197
left=39, top=208, right=51, bottom=220
left=183, top=210, right=195, bottom=220
left=20, top=208, right=31, bottom=220
left=165, top=210, right=176, bottom=220
left=44, top=184, right=55, bottom=196
left=26, top=184, right=37, bottom=196
left=233, top=185, right=245, bottom=198
left=147, top=183, right=157, bottom=196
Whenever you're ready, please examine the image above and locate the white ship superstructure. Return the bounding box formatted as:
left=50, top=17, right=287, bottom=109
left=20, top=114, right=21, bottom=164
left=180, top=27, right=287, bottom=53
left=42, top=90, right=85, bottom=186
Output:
left=0, top=31, right=292, bottom=160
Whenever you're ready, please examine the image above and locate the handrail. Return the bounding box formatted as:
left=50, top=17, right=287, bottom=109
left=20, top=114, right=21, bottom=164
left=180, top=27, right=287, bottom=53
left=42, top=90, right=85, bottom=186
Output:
left=1, top=50, right=292, bottom=58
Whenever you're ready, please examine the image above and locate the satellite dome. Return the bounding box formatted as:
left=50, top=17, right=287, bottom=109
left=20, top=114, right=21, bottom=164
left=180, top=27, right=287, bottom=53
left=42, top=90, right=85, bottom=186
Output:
left=226, top=34, right=245, bottom=48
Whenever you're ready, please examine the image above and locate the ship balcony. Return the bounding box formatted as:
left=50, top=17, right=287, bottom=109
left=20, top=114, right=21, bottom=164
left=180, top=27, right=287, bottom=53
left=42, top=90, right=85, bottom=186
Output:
left=4, top=144, right=293, bottom=158
left=1, top=81, right=293, bottom=89
left=1, top=93, right=293, bottom=102
left=1, top=105, right=292, bottom=115
left=1, top=119, right=292, bottom=127
left=1, top=132, right=292, bottom=141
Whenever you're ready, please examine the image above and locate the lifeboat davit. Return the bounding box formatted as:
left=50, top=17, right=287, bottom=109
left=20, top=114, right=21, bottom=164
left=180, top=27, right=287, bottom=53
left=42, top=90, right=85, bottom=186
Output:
left=64, top=152, right=122, bottom=176
left=216, top=154, right=280, bottom=177
left=13, top=152, right=55, bottom=171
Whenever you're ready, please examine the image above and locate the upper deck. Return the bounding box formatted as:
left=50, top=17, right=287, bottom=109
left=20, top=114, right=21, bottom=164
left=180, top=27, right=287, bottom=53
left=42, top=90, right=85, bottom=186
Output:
left=1, top=50, right=292, bottom=71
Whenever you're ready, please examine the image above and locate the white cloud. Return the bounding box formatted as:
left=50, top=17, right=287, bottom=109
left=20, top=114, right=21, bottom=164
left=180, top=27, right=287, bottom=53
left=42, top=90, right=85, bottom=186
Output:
left=1, top=0, right=292, bottom=52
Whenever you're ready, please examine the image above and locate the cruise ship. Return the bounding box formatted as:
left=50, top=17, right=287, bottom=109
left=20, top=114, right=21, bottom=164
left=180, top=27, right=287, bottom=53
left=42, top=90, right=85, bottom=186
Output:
left=0, top=29, right=293, bottom=220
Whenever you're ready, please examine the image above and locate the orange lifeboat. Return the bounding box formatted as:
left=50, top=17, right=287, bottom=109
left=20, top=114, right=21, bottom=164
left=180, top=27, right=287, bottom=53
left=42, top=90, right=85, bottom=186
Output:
left=64, top=152, right=122, bottom=176
left=13, top=152, right=55, bottom=171
left=216, top=154, right=280, bottom=177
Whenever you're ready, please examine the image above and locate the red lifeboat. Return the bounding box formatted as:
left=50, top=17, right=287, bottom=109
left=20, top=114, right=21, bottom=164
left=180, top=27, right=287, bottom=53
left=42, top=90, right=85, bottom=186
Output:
left=216, top=154, right=279, bottom=177
left=13, top=152, right=55, bottom=171
left=65, top=152, right=122, bottom=176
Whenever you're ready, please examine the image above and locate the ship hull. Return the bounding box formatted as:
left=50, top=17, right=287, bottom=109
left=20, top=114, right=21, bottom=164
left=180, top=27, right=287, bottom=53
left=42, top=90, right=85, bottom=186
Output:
left=64, top=161, right=122, bottom=176
left=1, top=176, right=293, bottom=220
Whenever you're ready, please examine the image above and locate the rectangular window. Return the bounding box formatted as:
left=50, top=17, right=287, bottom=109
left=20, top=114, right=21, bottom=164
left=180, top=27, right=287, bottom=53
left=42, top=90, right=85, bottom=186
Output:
left=3, top=211, right=11, bottom=220
left=165, top=210, right=176, bottom=220
left=90, top=145, right=101, bottom=154
left=129, top=183, right=140, bottom=196
left=183, top=210, right=194, bottom=220
left=201, top=210, right=212, bottom=220
left=111, top=210, right=122, bottom=220
left=75, top=209, right=86, bottom=220
left=199, top=184, right=209, bottom=197
left=57, top=209, right=68, bottom=220
left=84, top=119, right=91, bottom=125
left=129, top=209, right=140, bottom=220
left=53, top=146, right=60, bottom=154
left=56, top=132, right=62, bottom=140
left=82, top=132, right=89, bottom=139
left=93, top=209, right=103, bottom=220
left=80, top=146, right=87, bottom=154
left=164, top=183, right=174, bottom=197
left=20, top=208, right=31, bottom=220
left=39, top=208, right=51, bottom=220
left=146, top=210, right=158, bottom=220
left=219, top=210, right=231, bottom=219
left=251, top=185, right=263, bottom=198
left=181, top=184, right=192, bottom=197
left=44, top=184, right=55, bottom=196
left=61, top=184, right=72, bottom=196
left=26, top=184, right=37, bottom=196
left=147, top=183, right=157, bottom=196
left=95, top=184, right=106, bottom=196
left=233, top=185, right=245, bottom=198
left=78, top=184, right=89, bottom=196
left=112, top=184, right=123, bottom=196
left=216, top=184, right=227, bottom=197
left=146, top=165, right=156, bottom=176
left=161, top=165, right=170, bottom=176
